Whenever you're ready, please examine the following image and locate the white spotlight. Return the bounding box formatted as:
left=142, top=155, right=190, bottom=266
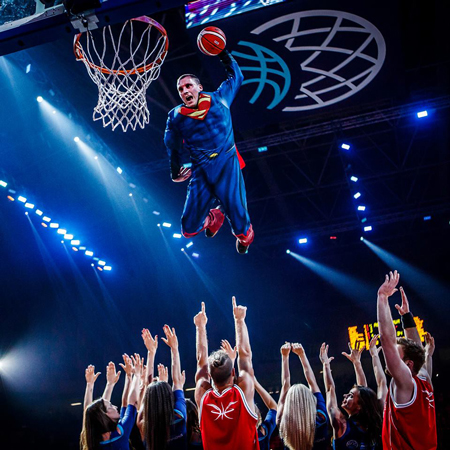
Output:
left=64, top=234, right=74, bottom=240
left=37, top=96, right=43, bottom=103
left=350, top=176, right=358, bottom=182
left=299, top=238, right=308, bottom=244
left=357, top=206, right=366, bottom=211
left=57, top=229, right=67, bottom=235
left=116, top=167, right=123, bottom=174
left=17, top=196, right=26, bottom=203
left=364, top=226, right=372, bottom=232
left=0, top=180, right=7, bottom=187
left=25, top=203, right=35, bottom=209
left=286, top=249, right=291, bottom=254
left=353, top=192, right=361, bottom=199
left=49, top=223, right=59, bottom=228
left=42, top=216, right=51, bottom=222
left=186, top=242, right=193, bottom=248
left=71, top=240, right=80, bottom=245
left=85, top=250, right=94, bottom=256
left=104, top=266, right=112, bottom=271
left=173, top=233, right=182, bottom=239
left=98, top=260, right=106, bottom=266
left=35, top=209, right=43, bottom=216
left=74, top=137, right=80, bottom=143
left=341, top=143, right=350, bottom=150
left=162, top=222, right=172, bottom=228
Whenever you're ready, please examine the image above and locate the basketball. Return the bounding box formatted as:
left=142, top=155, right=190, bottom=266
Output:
left=197, top=27, right=226, bottom=56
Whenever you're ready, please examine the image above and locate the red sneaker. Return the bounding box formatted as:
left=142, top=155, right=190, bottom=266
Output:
left=205, top=207, right=225, bottom=238
left=235, top=224, right=254, bottom=254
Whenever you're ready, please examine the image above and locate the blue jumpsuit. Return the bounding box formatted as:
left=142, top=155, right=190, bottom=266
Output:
left=164, top=51, right=251, bottom=238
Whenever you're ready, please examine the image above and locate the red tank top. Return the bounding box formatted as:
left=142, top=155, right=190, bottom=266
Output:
left=199, top=384, right=260, bottom=450
left=382, top=375, right=437, bottom=449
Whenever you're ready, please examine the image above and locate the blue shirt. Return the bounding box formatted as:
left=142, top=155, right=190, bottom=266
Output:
left=169, top=389, right=188, bottom=450
left=314, top=392, right=329, bottom=450
left=258, top=409, right=277, bottom=450
left=100, top=405, right=137, bottom=450
left=333, top=418, right=375, bottom=450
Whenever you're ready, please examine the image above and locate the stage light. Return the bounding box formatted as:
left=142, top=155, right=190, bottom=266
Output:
left=173, top=233, right=182, bottom=238
left=361, top=218, right=367, bottom=223
left=258, top=146, right=268, bottom=153
left=417, top=110, right=428, bottom=118
left=57, top=229, right=67, bottom=235
left=341, top=143, right=350, bottom=150
left=8, top=189, right=16, bottom=194
left=153, top=211, right=161, bottom=215
left=350, top=176, right=358, bottom=182
left=61, top=240, right=64, bottom=244
left=423, top=216, right=431, bottom=221
left=26, top=64, right=31, bottom=73
left=94, top=155, right=98, bottom=160
left=74, top=136, right=80, bottom=143
left=49, top=223, right=59, bottom=228
left=25, top=211, right=28, bottom=215
left=71, top=402, right=82, bottom=407
left=192, top=253, right=199, bottom=258
left=24, top=203, right=34, bottom=209
left=104, top=266, right=112, bottom=271
left=41, top=223, right=47, bottom=227
left=17, top=196, right=26, bottom=203
left=128, top=193, right=133, bottom=197
left=93, top=257, right=99, bottom=261
left=71, top=240, right=80, bottom=245
left=85, top=250, right=93, bottom=256
left=116, top=167, right=123, bottom=174
left=72, top=247, right=78, bottom=251
left=181, top=248, right=185, bottom=252
left=157, top=223, right=161, bottom=227
left=186, top=242, right=193, bottom=248
left=364, top=226, right=372, bottom=232
left=43, top=216, right=51, bottom=222
left=357, top=206, right=366, bottom=211
left=7, top=196, right=14, bottom=201
left=129, top=183, right=136, bottom=188
left=286, top=249, right=291, bottom=254
left=330, top=236, right=337, bottom=240
left=353, top=192, right=361, bottom=199
left=98, top=260, right=106, bottom=266
left=35, top=209, right=43, bottom=216
left=91, top=263, right=94, bottom=267
left=79, top=246, right=86, bottom=250
left=64, top=234, right=74, bottom=240
left=360, top=236, right=364, bottom=241
left=299, top=238, right=308, bottom=244
left=162, top=222, right=171, bottom=228
left=37, top=96, right=43, bottom=103
left=0, top=180, right=7, bottom=187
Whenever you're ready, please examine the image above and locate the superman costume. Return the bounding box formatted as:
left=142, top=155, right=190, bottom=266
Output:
left=164, top=51, right=253, bottom=250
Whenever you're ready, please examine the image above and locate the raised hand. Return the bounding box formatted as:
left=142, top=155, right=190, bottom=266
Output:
left=291, top=343, right=305, bottom=357
left=141, top=328, right=158, bottom=354
left=106, top=362, right=121, bottom=385
left=280, top=342, right=291, bottom=356
left=157, top=363, right=169, bottom=383
left=232, top=296, right=247, bottom=321
left=342, top=342, right=363, bottom=363
left=85, top=365, right=101, bottom=384
left=221, top=339, right=237, bottom=362
left=395, top=287, right=410, bottom=315
left=161, top=325, right=179, bottom=350
left=193, top=302, right=208, bottom=327
left=425, top=332, right=435, bottom=356
left=131, top=354, right=143, bottom=377
left=368, top=335, right=382, bottom=357
left=119, top=354, right=134, bottom=379
left=319, top=343, right=334, bottom=365
left=377, top=270, right=400, bottom=298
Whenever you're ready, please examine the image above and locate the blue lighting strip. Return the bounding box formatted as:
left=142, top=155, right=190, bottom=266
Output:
left=1, top=179, right=112, bottom=272
left=185, top=0, right=287, bottom=28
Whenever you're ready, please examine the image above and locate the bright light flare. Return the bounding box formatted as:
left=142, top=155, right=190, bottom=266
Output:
left=299, top=238, right=308, bottom=244
left=417, top=110, right=428, bottom=118
left=341, top=143, right=350, bottom=150
left=36, top=96, right=43, bottom=103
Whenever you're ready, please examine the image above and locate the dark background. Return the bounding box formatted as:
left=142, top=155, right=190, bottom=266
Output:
left=0, top=0, right=449, bottom=447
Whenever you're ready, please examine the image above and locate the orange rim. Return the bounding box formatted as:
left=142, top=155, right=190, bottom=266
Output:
left=73, top=16, right=169, bottom=75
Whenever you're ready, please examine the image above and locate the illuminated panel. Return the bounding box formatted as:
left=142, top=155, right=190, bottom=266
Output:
left=348, top=316, right=426, bottom=350
left=185, top=0, right=287, bottom=28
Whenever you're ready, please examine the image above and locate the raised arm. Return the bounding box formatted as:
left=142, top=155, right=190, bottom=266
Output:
left=127, top=354, right=143, bottom=408
left=233, top=296, right=253, bottom=375
left=84, top=365, right=100, bottom=413
left=194, top=302, right=211, bottom=406
left=424, top=332, right=435, bottom=387
left=292, top=343, right=320, bottom=393
left=141, top=328, right=158, bottom=386
left=368, top=335, right=387, bottom=403
left=276, top=342, right=291, bottom=425
left=320, top=343, right=346, bottom=438
left=102, top=361, right=121, bottom=402
left=377, top=271, right=414, bottom=404
left=118, top=354, right=134, bottom=408
left=220, top=339, right=237, bottom=369
left=254, top=377, right=277, bottom=411
left=395, top=287, right=422, bottom=345
left=342, top=342, right=367, bottom=387
left=162, top=325, right=186, bottom=391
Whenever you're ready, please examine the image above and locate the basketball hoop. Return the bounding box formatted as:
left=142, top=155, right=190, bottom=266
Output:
left=74, top=16, right=169, bottom=132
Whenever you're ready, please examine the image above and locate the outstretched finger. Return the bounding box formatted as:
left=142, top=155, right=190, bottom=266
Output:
left=201, top=302, right=205, bottom=314
left=232, top=296, right=237, bottom=309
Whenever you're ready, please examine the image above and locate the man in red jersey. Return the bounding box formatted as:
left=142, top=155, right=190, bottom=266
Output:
left=194, top=297, right=259, bottom=450
left=377, top=271, right=437, bottom=450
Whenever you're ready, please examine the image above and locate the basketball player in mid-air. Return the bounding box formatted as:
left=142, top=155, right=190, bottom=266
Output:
left=164, top=42, right=254, bottom=254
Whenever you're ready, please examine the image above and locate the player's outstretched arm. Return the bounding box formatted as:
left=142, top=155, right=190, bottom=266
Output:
left=342, top=342, right=367, bottom=387
left=292, top=343, right=321, bottom=393
left=368, top=335, right=387, bottom=404
left=377, top=271, right=414, bottom=404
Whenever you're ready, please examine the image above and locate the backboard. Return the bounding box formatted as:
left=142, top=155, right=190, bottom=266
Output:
left=0, top=0, right=184, bottom=56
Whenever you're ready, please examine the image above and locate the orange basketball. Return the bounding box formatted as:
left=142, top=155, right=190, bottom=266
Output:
left=197, top=27, right=226, bottom=56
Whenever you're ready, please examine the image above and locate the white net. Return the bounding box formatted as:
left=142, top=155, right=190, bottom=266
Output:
left=74, top=17, right=168, bottom=132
